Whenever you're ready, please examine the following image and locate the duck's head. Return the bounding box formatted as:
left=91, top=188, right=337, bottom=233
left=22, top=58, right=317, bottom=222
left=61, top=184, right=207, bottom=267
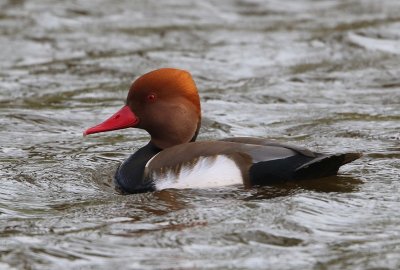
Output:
left=84, top=68, right=201, bottom=149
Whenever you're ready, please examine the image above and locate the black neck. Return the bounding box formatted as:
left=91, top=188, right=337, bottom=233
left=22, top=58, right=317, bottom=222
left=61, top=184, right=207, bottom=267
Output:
left=190, top=119, right=201, bottom=142
left=114, top=121, right=200, bottom=194
left=114, top=142, right=161, bottom=194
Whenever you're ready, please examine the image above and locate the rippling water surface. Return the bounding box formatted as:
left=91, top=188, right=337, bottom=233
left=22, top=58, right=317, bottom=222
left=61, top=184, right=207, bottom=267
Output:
left=1, top=0, right=400, bottom=269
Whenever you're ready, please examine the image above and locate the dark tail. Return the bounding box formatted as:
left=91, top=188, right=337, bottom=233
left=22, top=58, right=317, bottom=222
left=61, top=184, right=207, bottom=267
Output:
left=294, top=152, right=362, bottom=180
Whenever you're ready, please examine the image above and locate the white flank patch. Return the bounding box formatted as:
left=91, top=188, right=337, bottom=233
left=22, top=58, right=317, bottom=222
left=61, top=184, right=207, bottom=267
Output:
left=152, top=155, right=243, bottom=190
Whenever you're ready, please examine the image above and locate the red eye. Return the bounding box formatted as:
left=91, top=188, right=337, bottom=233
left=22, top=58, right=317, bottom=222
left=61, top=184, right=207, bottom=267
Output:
left=146, top=93, right=157, bottom=102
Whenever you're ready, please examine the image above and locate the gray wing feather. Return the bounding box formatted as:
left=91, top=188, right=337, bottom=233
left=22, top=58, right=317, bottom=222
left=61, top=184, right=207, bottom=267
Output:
left=220, top=137, right=316, bottom=157
left=147, top=140, right=300, bottom=170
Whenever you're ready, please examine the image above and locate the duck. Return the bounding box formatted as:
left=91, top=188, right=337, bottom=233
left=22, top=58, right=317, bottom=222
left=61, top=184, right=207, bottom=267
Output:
left=84, top=68, right=362, bottom=194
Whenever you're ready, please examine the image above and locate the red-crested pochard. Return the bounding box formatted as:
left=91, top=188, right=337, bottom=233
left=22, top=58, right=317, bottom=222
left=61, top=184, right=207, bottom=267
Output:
left=84, top=68, right=361, bottom=194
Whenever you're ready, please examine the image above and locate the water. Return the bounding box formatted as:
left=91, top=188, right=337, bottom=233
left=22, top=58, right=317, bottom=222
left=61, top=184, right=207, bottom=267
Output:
left=1, top=0, right=400, bottom=269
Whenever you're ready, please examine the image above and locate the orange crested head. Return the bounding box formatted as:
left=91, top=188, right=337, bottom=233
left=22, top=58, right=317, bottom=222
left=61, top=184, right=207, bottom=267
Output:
left=127, top=68, right=201, bottom=116
left=84, top=68, right=202, bottom=149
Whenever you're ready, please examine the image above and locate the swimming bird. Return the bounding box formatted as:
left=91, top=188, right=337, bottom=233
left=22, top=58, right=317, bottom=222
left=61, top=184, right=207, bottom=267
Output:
left=84, top=68, right=361, bottom=194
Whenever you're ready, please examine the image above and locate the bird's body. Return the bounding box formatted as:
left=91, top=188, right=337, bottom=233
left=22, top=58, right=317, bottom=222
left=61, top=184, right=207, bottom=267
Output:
left=84, top=68, right=361, bottom=194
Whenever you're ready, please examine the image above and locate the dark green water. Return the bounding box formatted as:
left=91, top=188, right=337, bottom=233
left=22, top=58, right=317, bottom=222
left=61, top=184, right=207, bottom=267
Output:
left=1, top=0, right=400, bottom=269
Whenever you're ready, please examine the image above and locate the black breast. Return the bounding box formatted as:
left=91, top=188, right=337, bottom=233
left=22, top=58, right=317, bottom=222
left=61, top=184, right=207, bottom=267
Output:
left=114, top=143, right=160, bottom=193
